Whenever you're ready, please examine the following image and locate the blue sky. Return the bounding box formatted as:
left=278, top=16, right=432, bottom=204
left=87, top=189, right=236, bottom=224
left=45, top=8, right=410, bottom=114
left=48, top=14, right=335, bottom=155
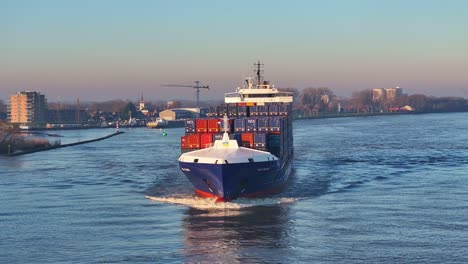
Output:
left=1, top=0, right=468, bottom=102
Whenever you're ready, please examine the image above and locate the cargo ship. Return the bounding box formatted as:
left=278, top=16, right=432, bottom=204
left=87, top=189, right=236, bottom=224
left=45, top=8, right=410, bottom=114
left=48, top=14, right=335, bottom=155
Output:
left=178, top=61, right=294, bottom=202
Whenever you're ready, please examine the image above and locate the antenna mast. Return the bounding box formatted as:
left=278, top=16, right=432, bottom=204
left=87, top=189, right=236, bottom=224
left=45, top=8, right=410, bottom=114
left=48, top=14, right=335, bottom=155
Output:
left=254, top=60, right=264, bottom=86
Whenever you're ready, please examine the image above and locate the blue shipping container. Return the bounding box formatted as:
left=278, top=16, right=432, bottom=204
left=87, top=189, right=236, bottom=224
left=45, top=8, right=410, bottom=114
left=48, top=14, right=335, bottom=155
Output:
left=237, top=106, right=247, bottom=117
left=268, top=103, right=279, bottom=116
left=257, top=118, right=269, bottom=132
left=257, top=105, right=268, bottom=116
left=185, top=119, right=196, bottom=133
left=254, top=133, right=267, bottom=149
left=249, top=106, right=258, bottom=116
left=246, top=118, right=258, bottom=132
left=269, top=116, right=282, bottom=132
left=234, top=118, right=246, bottom=132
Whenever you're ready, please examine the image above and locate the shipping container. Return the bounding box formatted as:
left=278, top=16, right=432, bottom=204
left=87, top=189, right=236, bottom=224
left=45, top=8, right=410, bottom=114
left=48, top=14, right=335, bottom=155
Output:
left=237, top=105, right=247, bottom=117
left=257, top=117, right=269, bottom=132
left=268, top=103, right=279, bottom=116
left=234, top=118, right=246, bottom=132
left=279, top=103, right=291, bottom=116
left=241, top=133, right=255, bottom=148
left=207, top=119, right=221, bottom=133
left=207, top=105, right=219, bottom=117
left=246, top=118, right=258, bottom=132
left=228, top=104, right=238, bottom=117
left=185, top=119, right=196, bottom=133
left=249, top=106, right=258, bottom=116
left=219, top=104, right=228, bottom=117
left=269, top=116, right=282, bottom=132
left=181, top=134, right=200, bottom=149
left=196, top=119, right=208, bottom=133
left=254, top=133, right=267, bottom=149
left=200, top=133, right=214, bottom=148
left=257, top=105, right=268, bottom=116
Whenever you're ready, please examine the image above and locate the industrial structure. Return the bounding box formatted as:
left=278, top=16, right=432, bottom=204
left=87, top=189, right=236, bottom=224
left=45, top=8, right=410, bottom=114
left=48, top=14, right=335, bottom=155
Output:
left=162, top=81, right=209, bottom=109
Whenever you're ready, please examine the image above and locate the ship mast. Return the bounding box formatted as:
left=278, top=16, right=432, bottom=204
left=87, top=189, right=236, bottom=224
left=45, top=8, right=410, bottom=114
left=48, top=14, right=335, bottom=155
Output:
left=255, top=60, right=264, bottom=86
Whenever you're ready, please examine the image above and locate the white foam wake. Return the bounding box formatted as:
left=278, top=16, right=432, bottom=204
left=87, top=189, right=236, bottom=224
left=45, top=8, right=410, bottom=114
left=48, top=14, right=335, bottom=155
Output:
left=145, top=195, right=296, bottom=210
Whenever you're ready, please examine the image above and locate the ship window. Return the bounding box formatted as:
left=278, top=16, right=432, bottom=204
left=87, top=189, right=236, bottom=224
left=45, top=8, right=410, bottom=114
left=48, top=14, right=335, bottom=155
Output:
left=248, top=158, right=254, bottom=163
left=225, top=160, right=229, bottom=164
left=215, top=160, right=218, bottom=164
left=194, top=159, right=199, bottom=163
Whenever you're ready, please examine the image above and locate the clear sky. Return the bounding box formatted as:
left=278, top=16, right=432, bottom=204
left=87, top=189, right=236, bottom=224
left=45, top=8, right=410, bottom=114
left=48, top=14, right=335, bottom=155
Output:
left=1, top=0, right=468, bottom=102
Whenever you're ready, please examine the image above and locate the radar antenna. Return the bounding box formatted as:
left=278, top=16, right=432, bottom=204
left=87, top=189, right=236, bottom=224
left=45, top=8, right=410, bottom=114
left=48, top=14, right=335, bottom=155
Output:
left=254, top=60, right=264, bottom=86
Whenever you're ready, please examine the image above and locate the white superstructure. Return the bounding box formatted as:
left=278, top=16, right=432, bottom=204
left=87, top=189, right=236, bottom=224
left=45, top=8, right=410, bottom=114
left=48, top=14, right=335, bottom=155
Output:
left=224, top=78, right=293, bottom=104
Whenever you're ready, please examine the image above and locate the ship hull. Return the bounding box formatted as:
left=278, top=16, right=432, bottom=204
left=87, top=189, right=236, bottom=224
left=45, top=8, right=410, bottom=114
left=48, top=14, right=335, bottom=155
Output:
left=179, top=154, right=293, bottom=201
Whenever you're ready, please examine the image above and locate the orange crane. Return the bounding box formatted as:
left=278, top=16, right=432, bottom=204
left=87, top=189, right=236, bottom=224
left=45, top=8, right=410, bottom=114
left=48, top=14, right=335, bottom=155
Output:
left=161, top=81, right=209, bottom=109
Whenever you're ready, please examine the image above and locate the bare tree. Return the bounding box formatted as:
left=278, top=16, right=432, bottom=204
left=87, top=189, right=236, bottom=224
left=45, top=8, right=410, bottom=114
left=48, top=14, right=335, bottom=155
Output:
left=299, top=87, right=336, bottom=114
left=408, top=94, right=428, bottom=112
left=352, top=90, right=373, bottom=112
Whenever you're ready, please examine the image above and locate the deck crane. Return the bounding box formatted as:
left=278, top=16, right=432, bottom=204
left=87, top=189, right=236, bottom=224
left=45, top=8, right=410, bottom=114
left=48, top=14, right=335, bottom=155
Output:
left=161, top=81, right=209, bottom=110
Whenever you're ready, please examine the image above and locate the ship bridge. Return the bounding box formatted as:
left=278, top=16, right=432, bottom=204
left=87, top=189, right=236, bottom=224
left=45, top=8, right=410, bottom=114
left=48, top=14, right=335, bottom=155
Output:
left=225, top=79, right=293, bottom=104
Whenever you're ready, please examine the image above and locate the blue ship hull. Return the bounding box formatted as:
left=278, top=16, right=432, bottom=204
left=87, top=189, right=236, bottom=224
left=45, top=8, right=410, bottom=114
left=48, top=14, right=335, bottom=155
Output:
left=179, top=155, right=293, bottom=201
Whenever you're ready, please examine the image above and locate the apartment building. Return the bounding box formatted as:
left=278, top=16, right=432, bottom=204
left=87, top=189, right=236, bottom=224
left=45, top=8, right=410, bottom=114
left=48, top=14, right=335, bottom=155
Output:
left=8, top=91, right=48, bottom=126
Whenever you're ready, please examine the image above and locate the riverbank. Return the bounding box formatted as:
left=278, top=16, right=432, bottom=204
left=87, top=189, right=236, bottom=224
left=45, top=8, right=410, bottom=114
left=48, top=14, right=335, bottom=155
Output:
left=293, top=111, right=411, bottom=120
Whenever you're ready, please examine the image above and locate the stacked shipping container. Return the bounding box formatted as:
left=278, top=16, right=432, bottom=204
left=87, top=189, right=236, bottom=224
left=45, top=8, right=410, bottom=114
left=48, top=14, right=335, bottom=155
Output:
left=181, top=102, right=293, bottom=160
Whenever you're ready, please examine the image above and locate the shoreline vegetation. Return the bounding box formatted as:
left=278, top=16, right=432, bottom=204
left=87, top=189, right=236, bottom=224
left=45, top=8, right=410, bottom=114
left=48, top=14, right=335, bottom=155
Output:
left=0, top=123, right=124, bottom=156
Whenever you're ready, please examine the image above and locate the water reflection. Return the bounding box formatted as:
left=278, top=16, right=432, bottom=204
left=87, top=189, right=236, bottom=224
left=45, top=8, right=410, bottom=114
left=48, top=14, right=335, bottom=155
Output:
left=182, top=205, right=293, bottom=263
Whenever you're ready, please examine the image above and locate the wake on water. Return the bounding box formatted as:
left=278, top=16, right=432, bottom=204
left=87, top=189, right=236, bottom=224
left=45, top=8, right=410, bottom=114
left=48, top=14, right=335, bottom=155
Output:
left=145, top=195, right=297, bottom=210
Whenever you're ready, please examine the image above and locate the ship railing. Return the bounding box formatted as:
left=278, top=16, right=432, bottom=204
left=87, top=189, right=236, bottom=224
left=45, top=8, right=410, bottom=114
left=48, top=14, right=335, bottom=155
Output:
left=225, top=92, right=241, bottom=98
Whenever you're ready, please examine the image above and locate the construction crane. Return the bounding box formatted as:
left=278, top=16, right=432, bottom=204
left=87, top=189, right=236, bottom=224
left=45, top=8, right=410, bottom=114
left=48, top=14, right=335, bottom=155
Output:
left=161, top=81, right=209, bottom=109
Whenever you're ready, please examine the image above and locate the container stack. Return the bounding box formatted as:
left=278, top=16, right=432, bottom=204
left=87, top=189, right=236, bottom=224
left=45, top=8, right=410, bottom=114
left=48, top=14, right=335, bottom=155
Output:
left=181, top=102, right=293, bottom=159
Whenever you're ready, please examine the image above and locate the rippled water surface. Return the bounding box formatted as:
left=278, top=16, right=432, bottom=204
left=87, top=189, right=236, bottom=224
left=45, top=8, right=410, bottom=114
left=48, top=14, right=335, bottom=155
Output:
left=1, top=113, right=468, bottom=263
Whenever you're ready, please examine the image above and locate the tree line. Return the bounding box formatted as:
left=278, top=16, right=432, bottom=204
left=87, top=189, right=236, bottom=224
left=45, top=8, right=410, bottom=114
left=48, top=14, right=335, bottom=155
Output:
left=2, top=88, right=468, bottom=121
left=278, top=87, right=468, bottom=114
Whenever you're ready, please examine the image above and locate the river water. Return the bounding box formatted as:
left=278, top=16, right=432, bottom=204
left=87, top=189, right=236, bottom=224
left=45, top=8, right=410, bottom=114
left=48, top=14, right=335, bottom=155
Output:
left=1, top=113, right=467, bottom=263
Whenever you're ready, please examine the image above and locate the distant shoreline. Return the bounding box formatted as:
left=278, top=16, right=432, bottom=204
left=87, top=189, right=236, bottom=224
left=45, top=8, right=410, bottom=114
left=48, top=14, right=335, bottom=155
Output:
left=293, top=110, right=467, bottom=120
left=293, top=111, right=410, bottom=120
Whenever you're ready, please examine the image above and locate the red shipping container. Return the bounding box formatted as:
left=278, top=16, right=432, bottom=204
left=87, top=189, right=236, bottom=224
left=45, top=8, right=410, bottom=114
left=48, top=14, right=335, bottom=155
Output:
left=207, top=119, right=221, bottom=133
left=181, top=135, right=189, bottom=149
left=200, top=133, right=214, bottom=149
left=182, top=133, right=200, bottom=149
left=241, top=133, right=255, bottom=148
left=196, top=119, right=208, bottom=133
